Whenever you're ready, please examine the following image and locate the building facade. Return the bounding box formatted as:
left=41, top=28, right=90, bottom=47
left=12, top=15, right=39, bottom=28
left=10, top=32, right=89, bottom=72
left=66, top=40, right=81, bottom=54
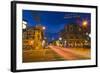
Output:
left=22, top=25, right=44, bottom=50
left=60, top=23, right=91, bottom=48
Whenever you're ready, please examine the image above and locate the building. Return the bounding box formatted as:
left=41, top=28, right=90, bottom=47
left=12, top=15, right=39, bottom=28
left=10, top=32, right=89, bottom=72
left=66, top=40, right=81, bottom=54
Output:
left=60, top=23, right=91, bottom=48
left=22, top=25, right=45, bottom=50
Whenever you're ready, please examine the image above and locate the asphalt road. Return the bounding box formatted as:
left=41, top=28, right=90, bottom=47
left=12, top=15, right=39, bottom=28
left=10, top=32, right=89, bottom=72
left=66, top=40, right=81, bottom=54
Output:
left=49, top=45, right=90, bottom=60
left=23, top=45, right=90, bottom=62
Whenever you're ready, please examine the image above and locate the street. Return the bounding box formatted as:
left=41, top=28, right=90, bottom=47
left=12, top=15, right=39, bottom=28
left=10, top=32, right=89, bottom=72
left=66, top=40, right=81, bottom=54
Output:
left=49, top=45, right=90, bottom=60
left=23, top=45, right=90, bottom=62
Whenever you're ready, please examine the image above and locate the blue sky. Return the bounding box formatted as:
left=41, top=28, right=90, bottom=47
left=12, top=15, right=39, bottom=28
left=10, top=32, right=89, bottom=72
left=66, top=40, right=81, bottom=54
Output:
left=23, top=10, right=91, bottom=42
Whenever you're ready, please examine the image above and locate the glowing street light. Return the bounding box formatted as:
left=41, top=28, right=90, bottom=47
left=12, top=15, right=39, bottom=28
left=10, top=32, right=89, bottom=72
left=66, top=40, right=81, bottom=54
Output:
left=59, top=37, right=62, bottom=41
left=22, top=21, right=27, bottom=29
left=43, top=26, right=46, bottom=30
left=82, top=20, right=88, bottom=27
left=89, top=34, right=91, bottom=37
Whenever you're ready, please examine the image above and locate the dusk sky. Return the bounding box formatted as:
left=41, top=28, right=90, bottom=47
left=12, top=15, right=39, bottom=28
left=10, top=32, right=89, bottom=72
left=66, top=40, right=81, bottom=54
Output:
left=23, top=10, right=91, bottom=42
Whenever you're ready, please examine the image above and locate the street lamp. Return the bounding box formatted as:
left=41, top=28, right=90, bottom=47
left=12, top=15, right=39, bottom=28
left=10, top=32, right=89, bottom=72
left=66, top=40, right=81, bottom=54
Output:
left=42, top=26, right=46, bottom=30
left=22, top=21, right=27, bottom=29
left=89, top=34, right=91, bottom=37
left=82, top=20, right=88, bottom=27
left=59, top=37, right=62, bottom=41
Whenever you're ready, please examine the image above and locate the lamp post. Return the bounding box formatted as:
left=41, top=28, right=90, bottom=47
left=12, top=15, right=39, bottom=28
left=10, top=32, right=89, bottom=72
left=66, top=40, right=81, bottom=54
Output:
left=59, top=37, right=62, bottom=47
left=82, top=20, right=88, bottom=33
left=42, top=26, right=46, bottom=38
left=22, top=20, right=29, bottom=39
